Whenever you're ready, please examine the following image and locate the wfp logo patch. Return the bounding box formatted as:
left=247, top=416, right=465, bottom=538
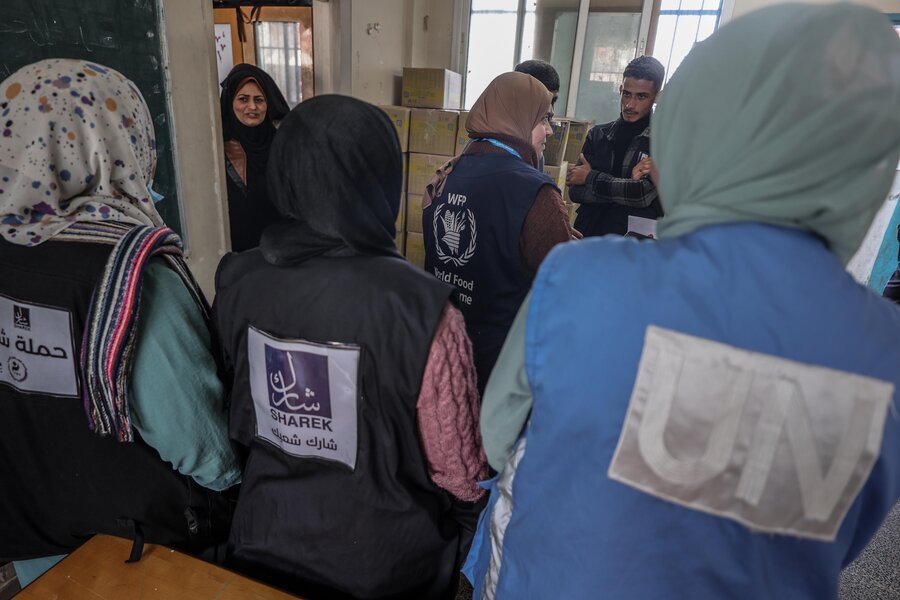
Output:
left=265, top=344, right=332, bottom=418
left=433, top=202, right=476, bottom=267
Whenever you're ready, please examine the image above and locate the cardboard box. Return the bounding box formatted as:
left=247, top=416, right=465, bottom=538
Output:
left=379, top=106, right=411, bottom=152
left=543, top=119, right=569, bottom=166
left=405, top=232, right=426, bottom=268
left=401, top=154, right=408, bottom=193
left=563, top=120, right=592, bottom=165
left=455, top=111, right=470, bottom=155
left=406, top=193, right=424, bottom=234
left=395, top=192, right=407, bottom=233
left=402, top=68, right=462, bottom=110
left=543, top=161, right=568, bottom=190
left=407, top=153, right=449, bottom=197
left=409, top=109, right=458, bottom=156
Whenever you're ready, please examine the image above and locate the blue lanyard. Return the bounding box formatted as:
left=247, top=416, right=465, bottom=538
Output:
left=476, top=138, right=522, bottom=159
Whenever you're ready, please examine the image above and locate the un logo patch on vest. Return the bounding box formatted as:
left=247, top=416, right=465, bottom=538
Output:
left=0, top=293, right=78, bottom=397
left=247, top=326, right=360, bottom=470
left=608, top=326, right=893, bottom=541
left=434, top=199, right=477, bottom=267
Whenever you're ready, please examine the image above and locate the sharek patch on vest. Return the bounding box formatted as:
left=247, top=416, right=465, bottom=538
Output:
left=270, top=409, right=333, bottom=432
left=247, top=326, right=360, bottom=469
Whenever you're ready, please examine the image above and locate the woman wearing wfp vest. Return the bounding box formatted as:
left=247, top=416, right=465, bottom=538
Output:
left=0, top=60, right=238, bottom=586
left=422, top=72, right=580, bottom=393
left=466, top=6, right=900, bottom=598
left=213, top=95, right=488, bottom=599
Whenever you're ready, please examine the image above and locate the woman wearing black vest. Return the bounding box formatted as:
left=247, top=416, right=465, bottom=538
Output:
left=422, top=72, right=580, bottom=393
left=213, top=95, right=488, bottom=599
left=0, top=60, right=237, bottom=585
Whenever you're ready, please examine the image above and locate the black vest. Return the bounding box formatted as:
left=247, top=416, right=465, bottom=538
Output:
left=422, top=152, right=553, bottom=391
left=0, top=238, right=230, bottom=561
left=574, top=123, right=663, bottom=237
left=214, top=250, right=460, bottom=599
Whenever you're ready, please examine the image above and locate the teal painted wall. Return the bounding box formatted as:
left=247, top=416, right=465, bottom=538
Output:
left=869, top=196, right=900, bottom=293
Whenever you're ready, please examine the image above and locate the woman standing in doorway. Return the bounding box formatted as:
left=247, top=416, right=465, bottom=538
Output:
left=220, top=64, right=289, bottom=251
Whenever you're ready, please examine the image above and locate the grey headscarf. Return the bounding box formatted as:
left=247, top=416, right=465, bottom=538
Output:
left=653, top=3, right=900, bottom=264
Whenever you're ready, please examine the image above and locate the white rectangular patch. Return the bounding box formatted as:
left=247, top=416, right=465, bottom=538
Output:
left=248, top=326, right=359, bottom=469
left=0, top=294, right=78, bottom=397
left=627, top=215, right=657, bottom=238
left=608, top=326, right=893, bottom=541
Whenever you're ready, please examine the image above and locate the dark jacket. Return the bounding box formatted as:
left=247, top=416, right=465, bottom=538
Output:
left=214, top=249, right=468, bottom=600
left=0, top=238, right=230, bottom=561
left=224, top=139, right=280, bottom=252
left=569, top=119, right=663, bottom=237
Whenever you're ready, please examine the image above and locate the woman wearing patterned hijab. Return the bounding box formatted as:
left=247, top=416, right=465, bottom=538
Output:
left=466, top=5, right=900, bottom=598
left=0, top=59, right=237, bottom=584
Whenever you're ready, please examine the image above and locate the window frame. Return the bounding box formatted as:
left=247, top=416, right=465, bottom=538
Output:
left=458, top=0, right=731, bottom=116
left=212, top=5, right=315, bottom=104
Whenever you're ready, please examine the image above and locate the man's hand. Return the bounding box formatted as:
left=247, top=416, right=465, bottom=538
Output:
left=632, top=157, right=653, bottom=180
left=566, top=153, right=592, bottom=187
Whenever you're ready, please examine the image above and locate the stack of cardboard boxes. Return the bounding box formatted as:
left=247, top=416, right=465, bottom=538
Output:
left=541, top=118, right=592, bottom=227
left=381, top=67, right=464, bottom=269
left=382, top=68, right=592, bottom=267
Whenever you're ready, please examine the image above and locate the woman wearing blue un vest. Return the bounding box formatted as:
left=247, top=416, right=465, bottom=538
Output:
left=466, top=4, right=900, bottom=598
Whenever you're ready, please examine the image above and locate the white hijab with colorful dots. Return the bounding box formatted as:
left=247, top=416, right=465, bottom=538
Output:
left=0, top=59, right=164, bottom=245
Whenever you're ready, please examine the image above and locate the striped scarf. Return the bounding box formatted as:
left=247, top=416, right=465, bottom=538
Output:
left=57, top=222, right=209, bottom=442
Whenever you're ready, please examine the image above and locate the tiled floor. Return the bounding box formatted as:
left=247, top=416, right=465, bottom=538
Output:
left=840, top=502, right=900, bottom=600
left=456, top=577, right=474, bottom=600
left=0, top=563, right=20, bottom=600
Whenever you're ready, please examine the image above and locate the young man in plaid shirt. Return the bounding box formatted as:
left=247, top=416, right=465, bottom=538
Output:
left=566, top=56, right=665, bottom=238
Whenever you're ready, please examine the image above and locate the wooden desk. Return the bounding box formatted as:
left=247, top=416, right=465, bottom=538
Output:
left=17, top=534, right=300, bottom=599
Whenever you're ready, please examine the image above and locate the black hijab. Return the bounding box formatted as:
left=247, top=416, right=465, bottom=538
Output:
left=220, top=64, right=290, bottom=251
left=220, top=63, right=290, bottom=154
left=261, top=95, right=403, bottom=265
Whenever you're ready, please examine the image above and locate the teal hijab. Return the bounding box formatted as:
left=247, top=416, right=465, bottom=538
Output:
left=653, top=3, right=900, bottom=264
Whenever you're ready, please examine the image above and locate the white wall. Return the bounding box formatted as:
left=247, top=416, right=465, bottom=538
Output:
left=730, top=0, right=899, bottom=19
left=408, top=0, right=456, bottom=70
left=349, top=0, right=409, bottom=105
left=160, top=0, right=230, bottom=298
left=328, top=0, right=456, bottom=106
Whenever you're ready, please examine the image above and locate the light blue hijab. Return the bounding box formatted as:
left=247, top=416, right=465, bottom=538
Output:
left=654, top=3, right=900, bottom=264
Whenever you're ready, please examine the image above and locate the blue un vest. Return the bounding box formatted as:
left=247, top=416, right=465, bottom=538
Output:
left=466, top=224, right=900, bottom=599
left=423, top=152, right=554, bottom=390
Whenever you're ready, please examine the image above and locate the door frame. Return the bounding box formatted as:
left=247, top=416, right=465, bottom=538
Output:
left=565, top=0, right=654, bottom=118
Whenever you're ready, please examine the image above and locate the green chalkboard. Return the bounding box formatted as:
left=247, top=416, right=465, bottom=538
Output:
left=0, top=0, right=182, bottom=235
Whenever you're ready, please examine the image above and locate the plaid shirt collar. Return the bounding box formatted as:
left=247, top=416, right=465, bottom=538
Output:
left=604, top=117, right=651, bottom=142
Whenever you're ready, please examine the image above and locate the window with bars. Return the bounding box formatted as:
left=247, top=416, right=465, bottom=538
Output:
left=653, top=0, right=723, bottom=85
left=255, top=21, right=307, bottom=107
left=464, top=0, right=581, bottom=111
left=462, top=0, right=725, bottom=119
